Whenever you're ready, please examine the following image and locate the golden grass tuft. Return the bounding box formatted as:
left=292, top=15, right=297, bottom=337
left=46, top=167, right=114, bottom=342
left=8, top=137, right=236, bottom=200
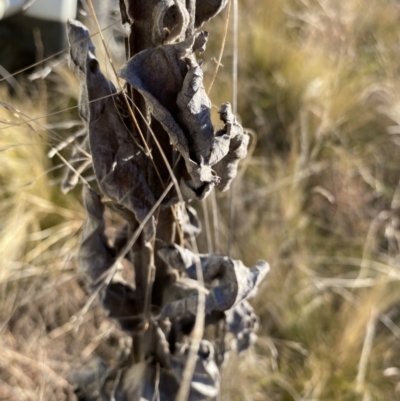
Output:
left=0, top=85, right=122, bottom=400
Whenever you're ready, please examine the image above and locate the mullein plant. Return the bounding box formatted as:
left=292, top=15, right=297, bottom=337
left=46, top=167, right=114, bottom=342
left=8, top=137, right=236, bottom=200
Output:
left=64, top=1, right=268, bottom=399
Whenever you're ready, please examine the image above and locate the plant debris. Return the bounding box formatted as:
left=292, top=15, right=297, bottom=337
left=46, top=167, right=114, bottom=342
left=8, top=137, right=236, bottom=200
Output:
left=64, top=1, right=268, bottom=399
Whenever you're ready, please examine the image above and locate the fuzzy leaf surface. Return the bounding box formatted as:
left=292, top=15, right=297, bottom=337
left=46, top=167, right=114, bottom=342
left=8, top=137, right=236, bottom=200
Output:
left=67, top=20, right=156, bottom=236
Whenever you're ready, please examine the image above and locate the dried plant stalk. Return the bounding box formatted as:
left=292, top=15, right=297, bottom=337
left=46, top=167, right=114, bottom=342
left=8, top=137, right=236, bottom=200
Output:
left=64, top=1, right=269, bottom=400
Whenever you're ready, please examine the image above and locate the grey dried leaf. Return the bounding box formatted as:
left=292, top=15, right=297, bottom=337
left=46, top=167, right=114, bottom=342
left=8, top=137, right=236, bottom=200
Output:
left=177, top=204, right=202, bottom=237
left=119, top=31, right=222, bottom=200
left=111, top=362, right=151, bottom=401
left=207, top=129, right=231, bottom=167
left=67, top=20, right=156, bottom=236
left=225, top=300, right=259, bottom=353
left=107, top=340, right=218, bottom=401
left=118, top=32, right=206, bottom=155
left=79, top=187, right=141, bottom=331
left=79, top=187, right=115, bottom=282
left=176, top=58, right=218, bottom=163
left=179, top=177, right=215, bottom=202
left=213, top=103, right=250, bottom=191
left=69, top=357, right=108, bottom=401
left=195, top=0, right=229, bottom=28
left=162, top=277, right=209, bottom=311
left=158, top=244, right=269, bottom=319
left=170, top=340, right=220, bottom=400
left=67, top=20, right=96, bottom=123
left=119, top=31, right=246, bottom=200
left=153, top=0, right=190, bottom=44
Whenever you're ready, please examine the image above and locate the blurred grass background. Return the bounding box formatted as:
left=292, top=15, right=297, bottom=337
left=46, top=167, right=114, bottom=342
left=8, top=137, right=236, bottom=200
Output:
left=3, top=0, right=400, bottom=399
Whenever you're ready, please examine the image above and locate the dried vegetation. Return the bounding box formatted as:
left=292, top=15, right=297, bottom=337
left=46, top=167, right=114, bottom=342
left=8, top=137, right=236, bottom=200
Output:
left=3, top=0, right=400, bottom=400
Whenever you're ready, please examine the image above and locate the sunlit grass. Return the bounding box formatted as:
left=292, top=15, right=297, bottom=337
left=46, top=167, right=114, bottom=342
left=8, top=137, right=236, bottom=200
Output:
left=0, top=87, right=95, bottom=400
left=212, top=0, right=400, bottom=400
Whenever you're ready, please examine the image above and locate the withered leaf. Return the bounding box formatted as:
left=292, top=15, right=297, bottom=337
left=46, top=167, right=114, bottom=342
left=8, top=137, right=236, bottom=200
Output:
left=93, top=335, right=218, bottom=401
left=225, top=300, right=260, bottom=353
left=213, top=103, right=250, bottom=191
left=69, top=357, right=108, bottom=401
left=119, top=32, right=206, bottom=156
left=67, top=20, right=96, bottom=123
left=195, top=0, right=229, bottom=28
left=176, top=57, right=214, bottom=159
left=108, top=340, right=219, bottom=401
left=177, top=204, right=202, bottom=237
left=79, top=187, right=141, bottom=331
left=119, top=31, right=246, bottom=200
left=158, top=244, right=269, bottom=319
left=70, top=310, right=220, bottom=401
left=170, top=340, right=220, bottom=400
left=67, top=20, right=156, bottom=236
left=153, top=0, right=190, bottom=44
left=119, top=31, right=222, bottom=200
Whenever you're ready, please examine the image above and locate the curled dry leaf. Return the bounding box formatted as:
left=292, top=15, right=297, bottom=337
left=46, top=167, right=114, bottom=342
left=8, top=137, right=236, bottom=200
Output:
left=194, top=0, right=229, bottom=28
left=170, top=340, right=220, bottom=400
left=107, top=340, right=219, bottom=401
left=177, top=204, right=202, bottom=237
left=153, top=0, right=190, bottom=44
left=119, top=31, right=247, bottom=200
left=213, top=103, right=250, bottom=191
left=78, top=187, right=142, bottom=331
left=67, top=20, right=96, bottom=124
left=67, top=20, right=156, bottom=237
left=158, top=244, right=269, bottom=319
left=225, top=300, right=260, bottom=353
left=118, top=32, right=206, bottom=155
